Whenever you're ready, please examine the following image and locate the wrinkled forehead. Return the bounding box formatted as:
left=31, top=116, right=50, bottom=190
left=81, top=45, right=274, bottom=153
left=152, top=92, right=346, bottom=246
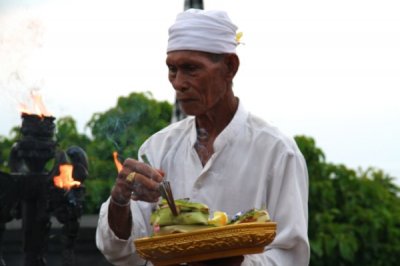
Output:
left=166, top=50, right=215, bottom=64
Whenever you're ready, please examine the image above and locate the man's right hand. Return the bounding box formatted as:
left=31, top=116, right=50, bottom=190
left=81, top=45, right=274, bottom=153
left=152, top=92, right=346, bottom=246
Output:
left=108, top=158, right=164, bottom=239
left=111, top=158, right=164, bottom=205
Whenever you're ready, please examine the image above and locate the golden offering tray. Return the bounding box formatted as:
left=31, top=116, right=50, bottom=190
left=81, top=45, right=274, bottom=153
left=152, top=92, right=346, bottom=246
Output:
left=134, top=222, right=277, bottom=266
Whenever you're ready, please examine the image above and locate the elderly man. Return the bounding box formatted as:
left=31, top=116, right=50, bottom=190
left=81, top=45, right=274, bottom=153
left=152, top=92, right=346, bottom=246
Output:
left=96, top=9, right=309, bottom=266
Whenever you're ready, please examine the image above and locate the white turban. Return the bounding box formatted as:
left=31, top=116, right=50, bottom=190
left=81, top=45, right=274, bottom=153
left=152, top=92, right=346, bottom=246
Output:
left=167, top=9, right=239, bottom=54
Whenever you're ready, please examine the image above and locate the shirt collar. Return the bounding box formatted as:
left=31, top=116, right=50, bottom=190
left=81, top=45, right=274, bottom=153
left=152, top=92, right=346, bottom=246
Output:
left=214, top=100, right=248, bottom=151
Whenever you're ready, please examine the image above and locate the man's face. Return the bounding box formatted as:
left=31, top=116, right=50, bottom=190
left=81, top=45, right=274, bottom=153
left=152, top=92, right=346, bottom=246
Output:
left=166, top=51, right=228, bottom=116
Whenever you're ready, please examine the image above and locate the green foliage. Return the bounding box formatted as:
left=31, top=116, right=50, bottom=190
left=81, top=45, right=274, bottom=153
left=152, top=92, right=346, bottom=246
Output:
left=295, top=135, right=400, bottom=266
left=56, top=116, right=91, bottom=151
left=0, top=136, right=12, bottom=172
left=87, top=91, right=172, bottom=160
left=84, top=178, right=115, bottom=215
left=0, top=127, right=20, bottom=172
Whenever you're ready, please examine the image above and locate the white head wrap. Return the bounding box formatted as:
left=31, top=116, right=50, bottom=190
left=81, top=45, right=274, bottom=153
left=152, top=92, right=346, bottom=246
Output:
left=167, top=9, right=238, bottom=54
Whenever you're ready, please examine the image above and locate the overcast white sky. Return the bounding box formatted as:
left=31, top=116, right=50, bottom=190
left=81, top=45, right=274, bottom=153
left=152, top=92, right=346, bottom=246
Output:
left=0, top=0, right=399, bottom=184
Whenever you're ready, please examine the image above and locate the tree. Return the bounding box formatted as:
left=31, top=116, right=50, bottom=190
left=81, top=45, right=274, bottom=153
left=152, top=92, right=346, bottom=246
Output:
left=295, top=135, right=400, bottom=266
left=87, top=91, right=172, bottom=159
left=0, top=127, right=20, bottom=172
left=55, top=116, right=90, bottom=151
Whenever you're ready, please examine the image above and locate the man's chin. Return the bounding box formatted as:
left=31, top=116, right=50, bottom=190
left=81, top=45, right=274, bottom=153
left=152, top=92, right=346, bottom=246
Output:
left=179, top=103, right=201, bottom=116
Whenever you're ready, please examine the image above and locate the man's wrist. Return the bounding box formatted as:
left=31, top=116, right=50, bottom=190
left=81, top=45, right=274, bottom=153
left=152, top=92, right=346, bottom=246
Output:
left=110, top=196, right=130, bottom=207
left=108, top=197, right=133, bottom=240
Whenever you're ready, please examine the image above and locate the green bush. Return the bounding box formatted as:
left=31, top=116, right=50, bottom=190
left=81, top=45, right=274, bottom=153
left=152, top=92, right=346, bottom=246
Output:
left=295, top=135, right=400, bottom=266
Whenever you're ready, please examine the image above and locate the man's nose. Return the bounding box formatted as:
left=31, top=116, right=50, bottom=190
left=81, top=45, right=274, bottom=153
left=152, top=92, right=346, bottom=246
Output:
left=172, top=71, right=189, bottom=92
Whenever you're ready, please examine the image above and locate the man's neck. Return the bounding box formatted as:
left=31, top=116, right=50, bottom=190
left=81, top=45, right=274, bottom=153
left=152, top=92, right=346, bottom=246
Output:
left=194, top=95, right=238, bottom=166
left=195, top=96, right=238, bottom=138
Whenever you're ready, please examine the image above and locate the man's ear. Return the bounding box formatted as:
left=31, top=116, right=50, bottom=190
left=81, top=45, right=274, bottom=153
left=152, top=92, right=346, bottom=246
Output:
left=224, top=53, right=240, bottom=80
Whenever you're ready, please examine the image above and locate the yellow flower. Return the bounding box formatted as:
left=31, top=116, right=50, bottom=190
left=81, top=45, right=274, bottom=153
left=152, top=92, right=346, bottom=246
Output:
left=208, top=211, right=229, bottom=226
left=236, top=32, right=243, bottom=44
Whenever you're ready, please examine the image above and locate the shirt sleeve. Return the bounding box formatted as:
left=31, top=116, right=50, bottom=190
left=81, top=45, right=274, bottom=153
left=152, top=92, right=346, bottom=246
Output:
left=243, top=149, right=310, bottom=266
left=95, top=198, right=154, bottom=266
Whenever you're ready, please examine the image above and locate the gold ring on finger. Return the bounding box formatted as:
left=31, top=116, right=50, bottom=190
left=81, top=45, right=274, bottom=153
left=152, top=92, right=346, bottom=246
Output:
left=126, top=172, right=136, bottom=182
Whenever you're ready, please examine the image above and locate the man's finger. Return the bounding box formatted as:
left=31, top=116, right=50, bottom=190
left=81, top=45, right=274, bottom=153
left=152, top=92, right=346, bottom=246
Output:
left=123, top=158, right=164, bottom=182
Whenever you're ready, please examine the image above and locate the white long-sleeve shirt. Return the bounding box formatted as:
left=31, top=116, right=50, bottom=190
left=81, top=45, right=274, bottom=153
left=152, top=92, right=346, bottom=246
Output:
left=96, top=101, right=310, bottom=266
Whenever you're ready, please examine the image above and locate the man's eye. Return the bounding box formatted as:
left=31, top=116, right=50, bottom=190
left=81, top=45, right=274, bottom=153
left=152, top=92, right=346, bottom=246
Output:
left=168, top=66, right=177, bottom=73
left=184, top=65, right=197, bottom=71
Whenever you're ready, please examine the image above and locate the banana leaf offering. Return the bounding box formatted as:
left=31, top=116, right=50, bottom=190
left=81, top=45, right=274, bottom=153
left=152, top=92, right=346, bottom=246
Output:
left=150, top=199, right=271, bottom=235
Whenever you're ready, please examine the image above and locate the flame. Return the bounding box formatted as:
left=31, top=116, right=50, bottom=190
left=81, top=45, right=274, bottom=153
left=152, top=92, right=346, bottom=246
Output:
left=113, top=151, right=123, bottom=173
left=19, top=90, right=52, bottom=117
left=53, top=164, right=81, bottom=190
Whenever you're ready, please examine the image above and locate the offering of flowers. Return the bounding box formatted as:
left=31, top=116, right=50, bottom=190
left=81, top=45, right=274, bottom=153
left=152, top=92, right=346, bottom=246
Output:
left=150, top=199, right=270, bottom=235
left=135, top=199, right=276, bottom=265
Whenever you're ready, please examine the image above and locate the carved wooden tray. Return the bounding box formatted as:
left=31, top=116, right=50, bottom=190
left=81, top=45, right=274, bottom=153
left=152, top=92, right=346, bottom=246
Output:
left=134, top=222, right=277, bottom=266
